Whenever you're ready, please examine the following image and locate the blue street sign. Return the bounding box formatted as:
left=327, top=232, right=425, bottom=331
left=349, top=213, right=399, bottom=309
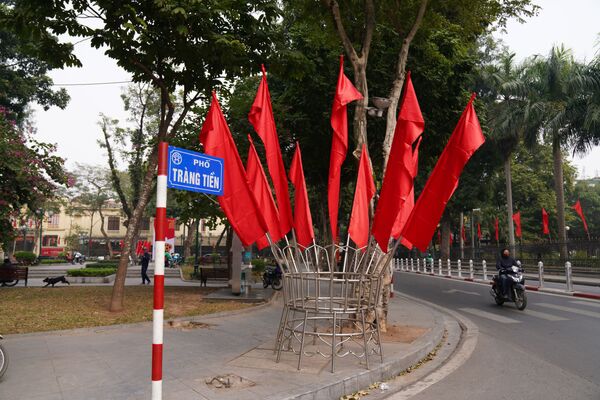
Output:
left=167, top=146, right=224, bottom=195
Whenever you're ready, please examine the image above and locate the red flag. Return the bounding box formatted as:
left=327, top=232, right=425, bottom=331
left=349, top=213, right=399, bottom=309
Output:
left=477, top=223, right=482, bottom=240
left=512, top=212, right=522, bottom=238
left=402, top=94, right=485, bottom=252
left=461, top=225, right=467, bottom=242
left=328, top=55, right=363, bottom=242
left=542, top=208, right=550, bottom=235
left=391, top=185, right=415, bottom=250
left=289, top=142, right=315, bottom=248
left=348, top=144, right=376, bottom=249
left=246, top=135, right=283, bottom=250
left=572, top=200, right=589, bottom=235
left=199, top=92, right=268, bottom=247
left=248, top=65, right=293, bottom=236
left=494, top=217, right=499, bottom=242
left=372, top=72, right=424, bottom=251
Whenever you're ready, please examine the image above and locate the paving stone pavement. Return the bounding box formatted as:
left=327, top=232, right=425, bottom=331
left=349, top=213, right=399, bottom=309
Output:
left=0, top=295, right=446, bottom=400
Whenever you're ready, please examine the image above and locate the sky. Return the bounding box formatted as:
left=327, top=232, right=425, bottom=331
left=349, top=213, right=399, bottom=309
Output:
left=32, top=0, right=600, bottom=177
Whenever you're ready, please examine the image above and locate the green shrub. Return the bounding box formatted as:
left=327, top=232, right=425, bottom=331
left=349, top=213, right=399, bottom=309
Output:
left=39, top=259, right=68, bottom=265
left=14, top=251, right=37, bottom=265
left=251, top=258, right=267, bottom=273
left=67, top=268, right=116, bottom=277
left=85, top=262, right=118, bottom=269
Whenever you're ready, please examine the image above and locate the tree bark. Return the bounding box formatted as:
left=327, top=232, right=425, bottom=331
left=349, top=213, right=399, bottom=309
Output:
left=504, top=156, right=516, bottom=255
left=183, top=220, right=197, bottom=259
left=553, top=139, right=568, bottom=261
left=382, top=0, right=429, bottom=173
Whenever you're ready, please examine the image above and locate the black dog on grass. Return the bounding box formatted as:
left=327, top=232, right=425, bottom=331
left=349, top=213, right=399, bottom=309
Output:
left=43, top=276, right=70, bottom=287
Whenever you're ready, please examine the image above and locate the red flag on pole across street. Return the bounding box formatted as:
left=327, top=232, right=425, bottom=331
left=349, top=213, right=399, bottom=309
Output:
left=328, top=55, right=363, bottom=243
left=372, top=71, right=424, bottom=251
left=572, top=200, right=589, bottom=237
left=512, top=211, right=522, bottom=238
left=348, top=144, right=376, bottom=250
left=289, top=142, right=315, bottom=248
left=248, top=65, right=293, bottom=236
left=401, top=94, right=485, bottom=252
left=199, top=92, right=268, bottom=247
left=494, top=217, right=499, bottom=242
left=246, top=135, right=283, bottom=250
left=542, top=208, right=550, bottom=235
left=477, top=223, right=482, bottom=240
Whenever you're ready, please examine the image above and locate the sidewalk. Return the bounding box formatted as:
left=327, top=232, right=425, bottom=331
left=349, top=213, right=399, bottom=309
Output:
left=0, top=295, right=449, bottom=400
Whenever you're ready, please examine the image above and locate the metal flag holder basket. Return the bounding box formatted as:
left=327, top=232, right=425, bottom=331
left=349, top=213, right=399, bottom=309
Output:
left=268, top=240, right=388, bottom=372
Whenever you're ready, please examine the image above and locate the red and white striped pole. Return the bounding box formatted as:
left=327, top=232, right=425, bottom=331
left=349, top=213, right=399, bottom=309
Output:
left=152, top=142, right=168, bottom=400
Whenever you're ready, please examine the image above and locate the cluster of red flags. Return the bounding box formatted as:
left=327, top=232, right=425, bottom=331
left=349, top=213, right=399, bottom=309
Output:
left=198, top=58, right=488, bottom=255
left=199, top=68, right=315, bottom=250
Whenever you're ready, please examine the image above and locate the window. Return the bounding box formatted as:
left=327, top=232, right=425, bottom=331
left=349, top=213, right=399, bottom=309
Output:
left=42, top=235, right=58, bottom=247
left=48, top=214, right=60, bottom=228
left=140, top=218, right=150, bottom=231
left=107, top=216, right=120, bottom=231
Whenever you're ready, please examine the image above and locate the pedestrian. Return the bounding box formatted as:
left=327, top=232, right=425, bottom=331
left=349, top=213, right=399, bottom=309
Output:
left=164, top=249, right=172, bottom=268
left=141, top=248, right=151, bottom=284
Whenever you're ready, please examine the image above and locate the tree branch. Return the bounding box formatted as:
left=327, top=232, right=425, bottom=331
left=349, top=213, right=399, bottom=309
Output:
left=324, top=0, right=359, bottom=64
left=100, top=119, right=132, bottom=220
left=360, top=0, right=375, bottom=61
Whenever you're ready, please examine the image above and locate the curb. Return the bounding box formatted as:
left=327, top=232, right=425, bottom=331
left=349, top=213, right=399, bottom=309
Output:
left=279, top=296, right=450, bottom=400
left=397, top=269, right=600, bottom=301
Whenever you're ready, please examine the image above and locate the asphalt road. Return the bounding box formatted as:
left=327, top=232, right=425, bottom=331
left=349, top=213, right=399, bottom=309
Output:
left=394, top=271, right=600, bottom=400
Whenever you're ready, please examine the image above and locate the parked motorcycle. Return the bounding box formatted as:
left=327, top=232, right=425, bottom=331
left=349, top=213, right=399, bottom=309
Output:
left=262, top=265, right=283, bottom=290
left=0, top=335, right=8, bottom=379
left=490, top=261, right=527, bottom=310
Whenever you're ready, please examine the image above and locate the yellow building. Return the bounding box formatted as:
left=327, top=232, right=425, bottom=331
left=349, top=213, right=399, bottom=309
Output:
left=10, top=200, right=224, bottom=258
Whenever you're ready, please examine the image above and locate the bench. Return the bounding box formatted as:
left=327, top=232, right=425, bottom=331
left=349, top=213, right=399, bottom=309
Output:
left=0, top=267, right=29, bottom=287
left=199, top=267, right=229, bottom=286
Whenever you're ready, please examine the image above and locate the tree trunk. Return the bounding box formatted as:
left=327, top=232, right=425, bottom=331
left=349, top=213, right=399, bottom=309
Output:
left=109, top=151, right=158, bottom=312
left=88, top=211, right=95, bottom=257
left=351, top=62, right=369, bottom=160
left=97, top=207, right=114, bottom=258
left=226, top=225, right=233, bottom=279
left=440, top=217, right=451, bottom=260
left=504, top=156, right=516, bottom=255
left=552, top=140, right=568, bottom=261
left=381, top=0, right=429, bottom=173
left=183, top=220, right=197, bottom=259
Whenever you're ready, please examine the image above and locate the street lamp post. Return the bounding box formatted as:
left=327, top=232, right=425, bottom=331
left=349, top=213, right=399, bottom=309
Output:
left=19, top=224, right=28, bottom=251
left=194, top=219, right=200, bottom=276
left=471, top=208, right=481, bottom=260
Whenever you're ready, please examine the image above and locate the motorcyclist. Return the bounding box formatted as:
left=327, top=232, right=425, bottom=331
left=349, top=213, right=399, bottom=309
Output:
left=496, top=248, right=519, bottom=299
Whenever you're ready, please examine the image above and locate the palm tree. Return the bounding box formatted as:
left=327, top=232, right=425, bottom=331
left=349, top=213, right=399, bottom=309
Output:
left=519, top=46, right=600, bottom=261
left=478, top=51, right=528, bottom=255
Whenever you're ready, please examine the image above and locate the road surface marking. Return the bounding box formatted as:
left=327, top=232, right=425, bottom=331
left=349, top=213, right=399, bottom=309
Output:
left=443, top=289, right=481, bottom=296
left=520, top=309, right=568, bottom=321
left=571, top=300, right=600, bottom=309
left=458, top=308, right=520, bottom=323
left=536, top=303, right=600, bottom=319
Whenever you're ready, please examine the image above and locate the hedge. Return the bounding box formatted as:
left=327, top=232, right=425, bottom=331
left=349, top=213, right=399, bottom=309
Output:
left=39, top=259, right=68, bottom=265
left=14, top=251, right=37, bottom=265
left=67, top=268, right=117, bottom=277
left=85, top=262, right=118, bottom=269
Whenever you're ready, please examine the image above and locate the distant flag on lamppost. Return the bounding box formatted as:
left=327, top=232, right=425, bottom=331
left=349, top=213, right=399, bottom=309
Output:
left=572, top=200, right=589, bottom=238
left=401, top=94, right=485, bottom=252
left=246, top=135, right=283, bottom=250
left=348, top=144, right=376, bottom=250
left=289, top=142, right=315, bottom=248
left=477, top=223, right=482, bottom=241
left=542, top=208, right=550, bottom=236
left=328, top=55, right=363, bottom=243
left=199, top=92, right=268, bottom=247
left=494, top=217, right=499, bottom=243
left=461, top=225, right=467, bottom=243
left=512, top=211, right=522, bottom=238
left=248, top=65, right=293, bottom=236
left=372, top=71, right=424, bottom=251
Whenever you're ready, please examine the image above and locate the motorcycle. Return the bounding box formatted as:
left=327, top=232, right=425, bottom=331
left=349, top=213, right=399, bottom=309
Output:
left=262, top=265, right=283, bottom=290
left=0, top=335, right=7, bottom=379
left=71, top=254, right=86, bottom=265
left=490, top=261, right=527, bottom=310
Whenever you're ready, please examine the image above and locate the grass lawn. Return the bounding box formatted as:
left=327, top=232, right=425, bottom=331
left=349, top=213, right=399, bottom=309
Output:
left=0, top=286, right=255, bottom=334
